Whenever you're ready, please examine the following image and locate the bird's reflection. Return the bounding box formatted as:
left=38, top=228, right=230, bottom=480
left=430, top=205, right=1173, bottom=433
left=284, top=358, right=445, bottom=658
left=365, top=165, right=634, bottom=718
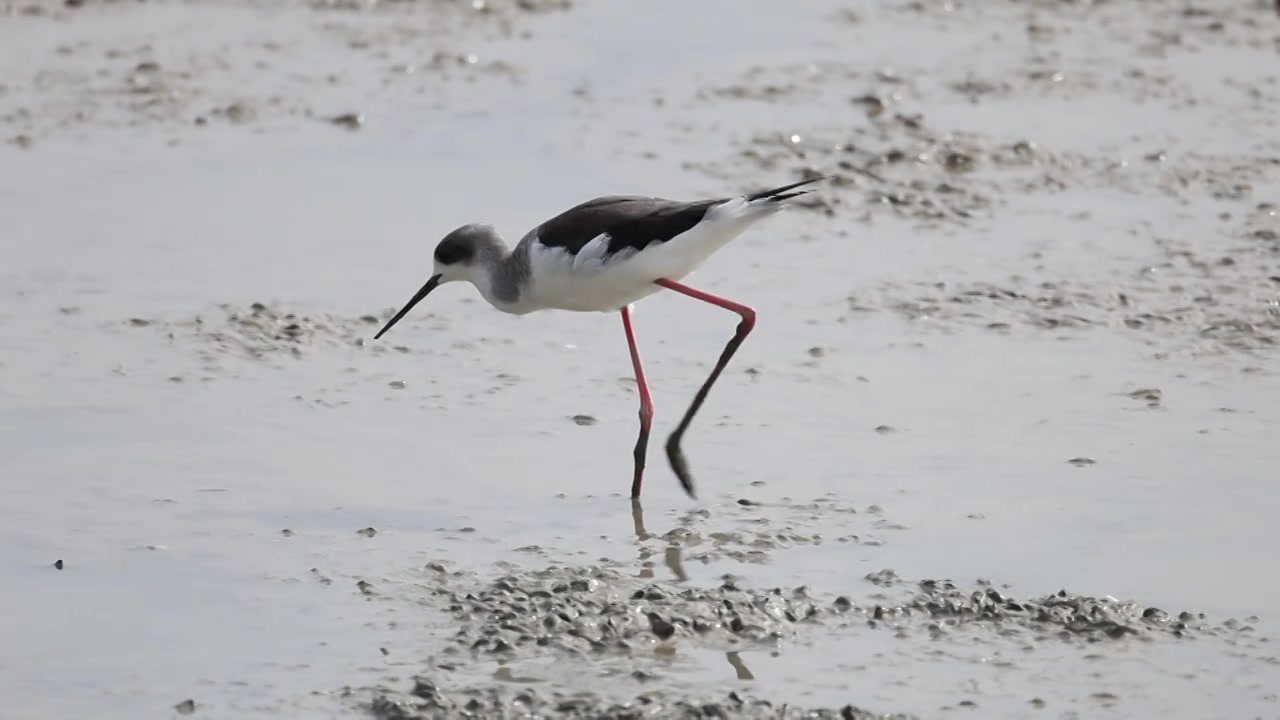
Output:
left=725, top=651, right=755, bottom=680
left=628, top=498, right=690, bottom=584
left=664, top=545, right=689, bottom=582
left=623, top=500, right=761, bottom=684
left=631, top=497, right=651, bottom=540
left=631, top=498, right=657, bottom=579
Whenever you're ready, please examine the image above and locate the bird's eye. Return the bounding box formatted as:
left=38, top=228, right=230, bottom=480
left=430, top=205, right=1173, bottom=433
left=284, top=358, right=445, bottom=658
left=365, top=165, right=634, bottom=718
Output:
left=435, top=241, right=471, bottom=265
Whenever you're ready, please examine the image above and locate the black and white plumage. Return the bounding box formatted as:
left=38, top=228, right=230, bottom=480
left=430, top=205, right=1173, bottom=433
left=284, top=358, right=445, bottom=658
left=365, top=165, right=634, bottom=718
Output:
left=373, top=176, right=824, bottom=500
left=518, top=177, right=819, bottom=312
left=375, top=177, right=821, bottom=327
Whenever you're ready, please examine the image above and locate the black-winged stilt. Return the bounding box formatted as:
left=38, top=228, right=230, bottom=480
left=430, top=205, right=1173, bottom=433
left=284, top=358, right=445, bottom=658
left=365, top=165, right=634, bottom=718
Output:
left=373, top=176, right=823, bottom=499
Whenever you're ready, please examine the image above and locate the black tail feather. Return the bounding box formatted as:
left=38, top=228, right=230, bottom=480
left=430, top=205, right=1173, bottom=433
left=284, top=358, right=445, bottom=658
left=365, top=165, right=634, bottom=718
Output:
left=745, top=175, right=826, bottom=203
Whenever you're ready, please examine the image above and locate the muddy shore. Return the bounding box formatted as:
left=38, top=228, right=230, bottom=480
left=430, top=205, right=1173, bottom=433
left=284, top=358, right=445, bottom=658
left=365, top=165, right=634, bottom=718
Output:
left=3, top=1, right=1278, bottom=718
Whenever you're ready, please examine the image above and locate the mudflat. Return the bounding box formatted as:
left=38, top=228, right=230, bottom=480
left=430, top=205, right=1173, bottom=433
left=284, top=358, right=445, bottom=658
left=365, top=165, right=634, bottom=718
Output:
left=2, top=1, right=1277, bottom=718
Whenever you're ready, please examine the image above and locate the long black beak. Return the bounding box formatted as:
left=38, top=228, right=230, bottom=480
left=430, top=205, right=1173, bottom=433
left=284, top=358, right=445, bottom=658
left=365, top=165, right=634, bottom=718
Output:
left=373, top=274, right=442, bottom=340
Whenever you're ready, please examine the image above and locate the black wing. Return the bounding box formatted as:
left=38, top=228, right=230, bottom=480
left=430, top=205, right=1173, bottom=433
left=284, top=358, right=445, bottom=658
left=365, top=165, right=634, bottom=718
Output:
left=533, top=177, right=822, bottom=257
left=533, top=196, right=722, bottom=256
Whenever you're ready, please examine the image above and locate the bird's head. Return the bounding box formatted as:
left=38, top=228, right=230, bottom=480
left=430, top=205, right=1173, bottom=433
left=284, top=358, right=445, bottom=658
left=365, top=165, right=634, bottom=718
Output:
left=373, top=223, right=503, bottom=340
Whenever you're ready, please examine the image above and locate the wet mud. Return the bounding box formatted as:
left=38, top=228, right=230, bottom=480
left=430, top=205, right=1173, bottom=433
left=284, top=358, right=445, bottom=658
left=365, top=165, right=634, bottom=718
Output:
left=121, top=302, right=394, bottom=361
left=682, top=2, right=1280, bottom=361
left=359, top=556, right=1261, bottom=719
left=4, top=0, right=1279, bottom=718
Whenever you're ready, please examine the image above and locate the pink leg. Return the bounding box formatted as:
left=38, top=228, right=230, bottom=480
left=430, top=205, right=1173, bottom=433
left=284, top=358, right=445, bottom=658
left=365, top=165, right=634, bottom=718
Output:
left=621, top=305, right=655, bottom=499
left=654, top=278, right=757, bottom=499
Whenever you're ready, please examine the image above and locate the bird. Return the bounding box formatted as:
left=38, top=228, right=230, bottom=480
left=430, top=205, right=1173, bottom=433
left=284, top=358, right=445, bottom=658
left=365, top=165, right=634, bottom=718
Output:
left=372, top=175, right=824, bottom=500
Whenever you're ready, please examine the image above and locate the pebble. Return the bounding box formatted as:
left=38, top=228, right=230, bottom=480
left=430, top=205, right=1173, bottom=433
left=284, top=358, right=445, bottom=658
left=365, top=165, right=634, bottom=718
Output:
left=646, top=612, right=677, bottom=640
left=330, top=112, right=365, bottom=129
left=1128, top=387, right=1162, bottom=406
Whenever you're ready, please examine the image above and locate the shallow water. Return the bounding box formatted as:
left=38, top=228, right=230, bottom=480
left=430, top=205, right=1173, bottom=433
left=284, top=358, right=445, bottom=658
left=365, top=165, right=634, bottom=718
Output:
left=3, top=0, right=1279, bottom=717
